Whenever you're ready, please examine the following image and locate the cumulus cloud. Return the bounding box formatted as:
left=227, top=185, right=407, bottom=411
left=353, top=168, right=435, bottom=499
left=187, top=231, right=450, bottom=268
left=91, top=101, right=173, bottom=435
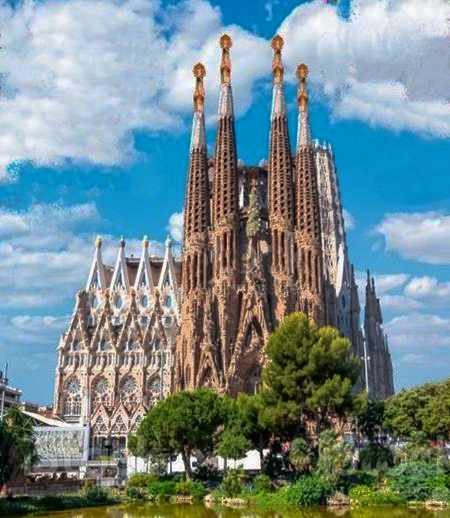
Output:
left=168, top=211, right=184, bottom=242
left=386, top=313, right=450, bottom=349
left=0, top=203, right=166, bottom=309
left=375, top=211, right=450, bottom=264
left=342, top=209, right=355, bottom=231
left=0, top=0, right=268, bottom=179
left=278, top=0, right=450, bottom=137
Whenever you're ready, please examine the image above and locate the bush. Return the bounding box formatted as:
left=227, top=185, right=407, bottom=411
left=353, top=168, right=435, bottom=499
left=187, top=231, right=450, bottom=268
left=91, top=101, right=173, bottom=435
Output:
left=253, top=474, right=273, bottom=493
left=316, top=430, right=352, bottom=485
left=349, top=484, right=405, bottom=506
left=431, top=486, right=450, bottom=503
left=126, top=487, right=146, bottom=500
left=127, top=472, right=156, bottom=488
left=175, top=479, right=207, bottom=500
left=360, top=444, right=394, bottom=470
left=285, top=475, right=332, bottom=506
left=221, top=468, right=247, bottom=497
left=341, top=469, right=378, bottom=493
left=147, top=480, right=177, bottom=498
left=387, top=461, right=447, bottom=501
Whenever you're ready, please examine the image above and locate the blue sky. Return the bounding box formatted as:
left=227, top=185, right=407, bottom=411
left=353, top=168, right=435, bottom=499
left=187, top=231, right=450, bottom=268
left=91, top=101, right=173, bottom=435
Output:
left=0, top=0, right=449, bottom=404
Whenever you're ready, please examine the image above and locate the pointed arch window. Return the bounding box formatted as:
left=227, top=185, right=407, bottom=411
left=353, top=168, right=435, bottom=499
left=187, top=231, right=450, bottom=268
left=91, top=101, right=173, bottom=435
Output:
left=63, top=377, right=82, bottom=416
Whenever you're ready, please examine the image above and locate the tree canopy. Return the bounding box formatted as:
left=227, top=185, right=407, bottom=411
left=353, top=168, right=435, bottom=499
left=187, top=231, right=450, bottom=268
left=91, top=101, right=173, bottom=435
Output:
left=384, top=378, right=450, bottom=441
left=261, top=312, right=361, bottom=440
left=136, top=389, right=225, bottom=478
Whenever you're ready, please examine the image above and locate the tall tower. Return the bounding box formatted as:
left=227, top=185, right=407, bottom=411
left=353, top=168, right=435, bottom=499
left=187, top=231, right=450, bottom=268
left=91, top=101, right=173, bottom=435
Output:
left=174, top=64, right=219, bottom=391
left=268, top=35, right=295, bottom=323
left=364, top=271, right=395, bottom=399
left=294, top=64, right=325, bottom=325
left=211, top=35, right=241, bottom=389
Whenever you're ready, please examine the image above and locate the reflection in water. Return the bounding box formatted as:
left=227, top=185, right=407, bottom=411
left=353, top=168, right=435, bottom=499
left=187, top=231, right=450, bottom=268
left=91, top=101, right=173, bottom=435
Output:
left=34, top=504, right=450, bottom=518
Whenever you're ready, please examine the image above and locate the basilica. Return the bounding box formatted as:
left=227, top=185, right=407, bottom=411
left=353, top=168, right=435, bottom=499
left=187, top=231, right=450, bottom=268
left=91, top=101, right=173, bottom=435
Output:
left=53, top=35, right=394, bottom=454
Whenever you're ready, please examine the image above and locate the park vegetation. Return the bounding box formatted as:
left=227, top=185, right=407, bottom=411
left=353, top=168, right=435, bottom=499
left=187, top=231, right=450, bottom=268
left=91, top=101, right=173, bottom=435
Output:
left=127, top=313, right=450, bottom=508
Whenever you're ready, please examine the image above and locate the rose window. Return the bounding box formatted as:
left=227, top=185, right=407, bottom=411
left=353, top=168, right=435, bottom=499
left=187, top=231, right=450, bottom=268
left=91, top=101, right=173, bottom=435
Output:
left=92, top=377, right=111, bottom=407
left=120, top=376, right=139, bottom=410
left=66, top=378, right=81, bottom=395
left=63, top=378, right=81, bottom=416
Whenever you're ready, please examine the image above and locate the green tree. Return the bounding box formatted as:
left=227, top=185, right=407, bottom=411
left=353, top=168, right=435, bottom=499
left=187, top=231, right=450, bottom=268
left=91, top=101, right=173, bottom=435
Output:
left=316, top=429, right=352, bottom=485
left=289, top=437, right=313, bottom=474
left=216, top=428, right=250, bottom=468
left=384, top=378, right=450, bottom=441
left=0, top=407, right=37, bottom=487
left=261, top=313, right=361, bottom=441
left=137, top=389, right=224, bottom=478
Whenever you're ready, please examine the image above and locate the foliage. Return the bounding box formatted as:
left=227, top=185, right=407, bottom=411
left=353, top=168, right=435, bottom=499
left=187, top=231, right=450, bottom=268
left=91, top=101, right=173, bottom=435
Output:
left=359, top=443, right=394, bottom=470
left=216, top=427, right=250, bottom=461
left=289, top=437, right=313, bottom=474
left=137, top=388, right=225, bottom=478
left=252, top=474, right=273, bottom=493
left=384, top=378, right=450, bottom=440
left=316, top=430, right=352, bottom=485
left=341, top=469, right=378, bottom=493
left=261, top=313, right=361, bottom=440
left=387, top=461, right=448, bottom=501
left=284, top=475, right=332, bottom=506
left=79, top=483, right=111, bottom=503
left=394, top=431, right=448, bottom=465
left=175, top=479, right=206, bottom=500
left=431, top=486, right=450, bottom=503
left=0, top=407, right=38, bottom=486
left=349, top=484, right=405, bottom=506
left=220, top=468, right=247, bottom=497
left=126, top=473, right=156, bottom=488
left=354, top=394, right=386, bottom=443
left=147, top=479, right=177, bottom=498
left=193, top=464, right=221, bottom=483
left=126, top=486, right=146, bottom=500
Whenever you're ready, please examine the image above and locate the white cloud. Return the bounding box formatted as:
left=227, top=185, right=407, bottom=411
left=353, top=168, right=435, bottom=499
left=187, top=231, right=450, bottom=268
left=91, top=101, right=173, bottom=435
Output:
left=381, top=294, right=424, bottom=312
left=0, top=0, right=268, bottom=179
left=375, top=212, right=450, bottom=264
left=168, top=211, right=184, bottom=242
left=403, top=275, right=450, bottom=305
left=399, top=353, right=429, bottom=366
left=278, top=0, right=450, bottom=137
left=342, top=208, right=355, bottom=231
left=386, top=313, right=450, bottom=349
left=0, top=203, right=167, bottom=309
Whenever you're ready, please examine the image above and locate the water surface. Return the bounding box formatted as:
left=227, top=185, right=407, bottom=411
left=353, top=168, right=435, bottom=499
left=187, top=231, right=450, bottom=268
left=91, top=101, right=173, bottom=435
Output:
left=36, top=503, right=450, bottom=518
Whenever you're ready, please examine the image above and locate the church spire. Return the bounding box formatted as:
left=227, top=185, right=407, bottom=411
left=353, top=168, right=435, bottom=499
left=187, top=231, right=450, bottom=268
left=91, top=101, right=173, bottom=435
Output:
left=182, top=63, right=211, bottom=297
left=268, top=35, right=295, bottom=322
left=294, top=63, right=325, bottom=325
left=212, top=34, right=240, bottom=276
left=296, top=63, right=311, bottom=148
left=86, top=236, right=106, bottom=290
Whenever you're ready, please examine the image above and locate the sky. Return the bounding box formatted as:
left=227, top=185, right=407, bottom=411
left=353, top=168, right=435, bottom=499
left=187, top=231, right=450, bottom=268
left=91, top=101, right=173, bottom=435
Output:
left=0, top=0, right=449, bottom=404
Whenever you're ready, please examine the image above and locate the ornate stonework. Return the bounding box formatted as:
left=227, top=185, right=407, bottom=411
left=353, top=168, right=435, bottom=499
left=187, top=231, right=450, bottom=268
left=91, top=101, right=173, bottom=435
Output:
left=54, top=36, right=394, bottom=444
left=53, top=237, right=180, bottom=447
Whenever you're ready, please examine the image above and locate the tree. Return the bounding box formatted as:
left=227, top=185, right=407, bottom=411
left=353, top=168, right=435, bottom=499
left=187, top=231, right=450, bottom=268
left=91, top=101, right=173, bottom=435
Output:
left=216, top=428, right=250, bottom=469
left=316, top=429, right=352, bottom=485
left=353, top=393, right=386, bottom=444
left=261, top=313, right=361, bottom=442
left=0, top=407, right=37, bottom=488
left=384, top=378, right=450, bottom=441
left=289, top=437, right=313, bottom=474
left=137, top=389, right=224, bottom=478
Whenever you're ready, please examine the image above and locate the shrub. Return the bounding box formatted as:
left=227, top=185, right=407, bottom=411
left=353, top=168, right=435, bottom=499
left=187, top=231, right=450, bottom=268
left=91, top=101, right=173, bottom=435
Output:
left=360, top=444, right=394, bottom=470
left=316, top=430, right=352, bottom=485
left=126, top=487, right=146, bottom=500
left=253, top=474, right=273, bottom=493
left=175, top=479, right=207, bottom=500
left=147, top=480, right=177, bottom=498
left=285, top=475, right=332, bottom=506
left=387, top=461, right=447, bottom=501
left=80, top=483, right=111, bottom=503
left=221, top=468, right=247, bottom=497
left=431, top=486, right=450, bottom=503
left=341, top=469, right=378, bottom=493
left=349, top=484, right=405, bottom=506
left=127, top=472, right=156, bottom=488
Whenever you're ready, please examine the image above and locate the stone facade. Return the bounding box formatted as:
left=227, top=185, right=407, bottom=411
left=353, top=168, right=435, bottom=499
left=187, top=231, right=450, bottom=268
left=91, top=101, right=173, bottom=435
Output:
left=53, top=237, right=180, bottom=451
left=173, top=35, right=394, bottom=398
left=54, top=35, right=395, bottom=447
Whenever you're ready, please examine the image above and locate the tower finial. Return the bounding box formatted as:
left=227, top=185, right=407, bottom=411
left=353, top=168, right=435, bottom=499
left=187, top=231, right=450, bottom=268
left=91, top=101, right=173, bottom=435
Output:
left=296, top=63, right=309, bottom=110
left=220, top=34, right=232, bottom=84
left=193, top=63, right=206, bottom=112
left=95, top=235, right=102, bottom=248
left=271, top=35, right=284, bottom=84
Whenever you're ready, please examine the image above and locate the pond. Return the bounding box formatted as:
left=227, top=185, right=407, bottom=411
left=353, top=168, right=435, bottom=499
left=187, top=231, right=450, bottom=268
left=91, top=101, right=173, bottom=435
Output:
left=35, top=503, right=450, bottom=518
